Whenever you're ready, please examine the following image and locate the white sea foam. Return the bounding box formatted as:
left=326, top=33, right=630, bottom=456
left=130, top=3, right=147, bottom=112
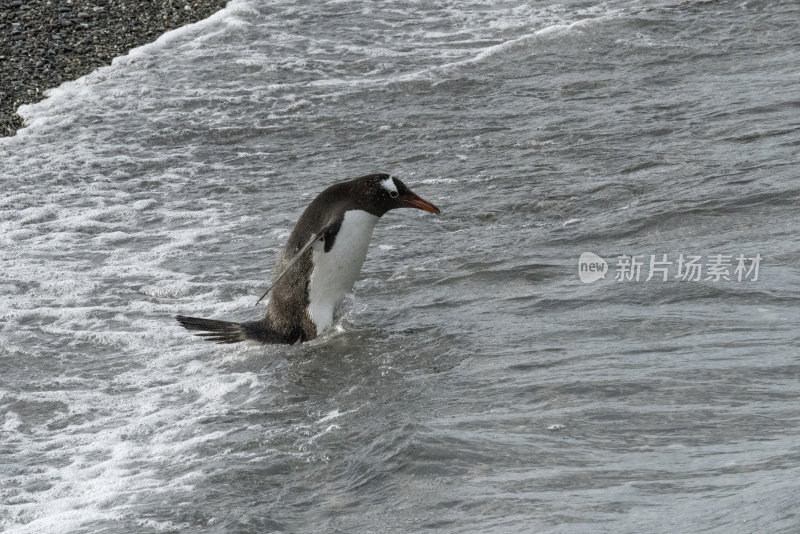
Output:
left=6, top=0, right=767, bottom=531
left=4, top=0, right=256, bottom=143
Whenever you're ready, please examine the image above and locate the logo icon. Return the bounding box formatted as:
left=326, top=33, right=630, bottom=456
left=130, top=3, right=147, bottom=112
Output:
left=578, top=252, right=608, bottom=283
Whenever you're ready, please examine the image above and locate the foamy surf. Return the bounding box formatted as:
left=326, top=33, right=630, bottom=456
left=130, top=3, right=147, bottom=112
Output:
left=2, top=0, right=799, bottom=531
left=4, top=1, right=255, bottom=143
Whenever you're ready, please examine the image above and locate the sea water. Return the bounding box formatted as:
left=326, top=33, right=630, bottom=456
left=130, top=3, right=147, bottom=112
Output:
left=1, top=0, right=799, bottom=532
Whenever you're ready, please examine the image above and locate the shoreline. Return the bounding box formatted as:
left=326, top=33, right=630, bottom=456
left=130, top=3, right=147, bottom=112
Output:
left=0, top=0, right=228, bottom=138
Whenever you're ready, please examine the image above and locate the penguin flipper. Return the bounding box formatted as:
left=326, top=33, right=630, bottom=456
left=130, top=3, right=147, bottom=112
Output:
left=254, top=227, right=326, bottom=306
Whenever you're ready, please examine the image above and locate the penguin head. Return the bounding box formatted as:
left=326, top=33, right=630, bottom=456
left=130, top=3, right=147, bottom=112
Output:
left=354, top=173, right=441, bottom=217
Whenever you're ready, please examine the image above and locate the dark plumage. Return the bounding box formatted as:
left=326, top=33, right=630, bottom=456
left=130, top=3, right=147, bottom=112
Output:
left=176, top=173, right=440, bottom=345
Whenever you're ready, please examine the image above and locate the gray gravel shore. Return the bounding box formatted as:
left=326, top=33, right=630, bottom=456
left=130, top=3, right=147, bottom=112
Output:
left=0, top=0, right=228, bottom=137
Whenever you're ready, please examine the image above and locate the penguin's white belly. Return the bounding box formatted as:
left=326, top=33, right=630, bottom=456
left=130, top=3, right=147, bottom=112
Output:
left=307, top=210, right=379, bottom=334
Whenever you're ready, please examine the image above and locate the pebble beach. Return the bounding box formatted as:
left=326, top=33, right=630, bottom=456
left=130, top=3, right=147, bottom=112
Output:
left=0, top=0, right=227, bottom=137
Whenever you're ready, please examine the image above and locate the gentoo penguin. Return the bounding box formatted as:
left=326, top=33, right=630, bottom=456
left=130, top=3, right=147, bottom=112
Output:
left=176, top=173, right=440, bottom=344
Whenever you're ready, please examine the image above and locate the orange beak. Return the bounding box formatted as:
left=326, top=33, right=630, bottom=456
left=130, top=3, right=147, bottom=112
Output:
left=403, top=192, right=441, bottom=214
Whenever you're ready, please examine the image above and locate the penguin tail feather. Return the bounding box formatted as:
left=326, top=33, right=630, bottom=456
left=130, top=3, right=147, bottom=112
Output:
left=176, top=315, right=250, bottom=344
left=176, top=315, right=291, bottom=345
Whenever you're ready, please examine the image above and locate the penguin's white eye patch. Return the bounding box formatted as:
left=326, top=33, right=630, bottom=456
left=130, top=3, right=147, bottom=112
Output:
left=380, top=176, right=398, bottom=195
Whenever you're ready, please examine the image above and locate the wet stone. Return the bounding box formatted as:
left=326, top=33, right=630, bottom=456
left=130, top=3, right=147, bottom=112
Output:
left=0, top=0, right=228, bottom=137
